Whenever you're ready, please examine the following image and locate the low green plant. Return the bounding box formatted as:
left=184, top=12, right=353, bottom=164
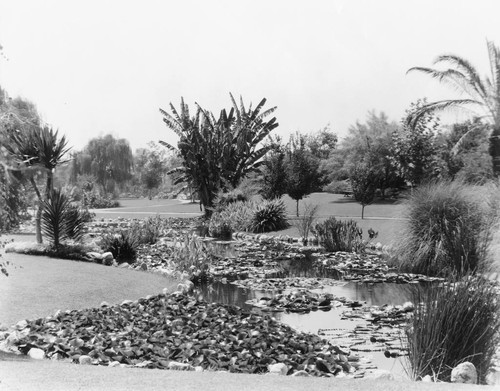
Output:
left=170, top=234, right=212, bottom=282
left=213, top=189, right=248, bottom=211
left=393, top=181, right=499, bottom=277
left=128, top=215, right=164, bottom=245
left=405, top=275, right=500, bottom=383
left=249, top=198, right=289, bottom=233
left=292, top=203, right=319, bottom=244
left=208, top=213, right=233, bottom=240
left=99, top=231, right=138, bottom=264
left=313, top=217, right=364, bottom=252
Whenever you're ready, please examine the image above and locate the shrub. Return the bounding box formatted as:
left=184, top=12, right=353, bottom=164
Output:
left=313, top=217, right=364, bottom=252
left=42, top=189, right=87, bottom=248
left=292, top=202, right=319, bottom=244
left=324, top=180, right=351, bottom=194
left=99, top=231, right=138, bottom=264
left=392, top=181, right=498, bottom=277
left=405, top=276, right=500, bottom=383
left=128, top=215, right=164, bottom=245
left=208, top=212, right=233, bottom=240
left=249, top=198, right=289, bottom=233
left=213, top=189, right=248, bottom=211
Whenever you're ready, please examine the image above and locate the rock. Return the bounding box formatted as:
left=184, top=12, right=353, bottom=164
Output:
left=364, top=370, right=394, bottom=380
left=292, top=370, right=310, bottom=377
left=15, top=320, right=28, bottom=330
left=121, top=300, right=134, bottom=306
left=100, top=301, right=110, bottom=307
left=86, top=252, right=103, bottom=260
left=194, top=366, right=204, bottom=372
left=78, top=355, right=92, bottom=365
left=451, top=362, right=477, bottom=384
left=28, top=348, right=45, bottom=360
left=140, top=262, right=148, bottom=271
left=102, top=252, right=114, bottom=261
left=486, top=370, right=500, bottom=385
left=108, top=361, right=121, bottom=367
left=168, top=361, right=195, bottom=371
left=421, top=375, right=433, bottom=382
left=268, top=363, right=288, bottom=375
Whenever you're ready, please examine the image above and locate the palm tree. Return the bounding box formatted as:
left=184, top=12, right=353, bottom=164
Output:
left=407, top=40, right=500, bottom=176
left=5, top=126, right=70, bottom=242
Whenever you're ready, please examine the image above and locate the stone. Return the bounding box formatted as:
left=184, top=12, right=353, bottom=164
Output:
left=140, top=262, right=148, bottom=271
left=86, top=252, right=103, bottom=260
left=100, top=301, right=110, bottom=307
left=292, top=370, right=310, bottom=377
left=364, top=370, right=394, bottom=380
left=121, top=300, right=134, bottom=306
left=102, top=252, right=114, bottom=261
left=78, top=355, right=92, bottom=365
left=15, top=320, right=28, bottom=330
left=167, top=361, right=195, bottom=371
left=28, top=348, right=45, bottom=360
left=421, top=375, right=433, bottom=382
left=268, top=363, right=288, bottom=375
left=451, top=362, right=477, bottom=384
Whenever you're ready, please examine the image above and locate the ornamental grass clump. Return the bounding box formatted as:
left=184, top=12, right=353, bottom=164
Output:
left=128, top=215, right=164, bottom=245
left=405, top=275, right=500, bottom=383
left=292, top=203, right=318, bottom=244
left=393, top=181, right=499, bottom=277
left=99, top=231, right=138, bottom=264
left=313, top=217, right=364, bottom=253
left=249, top=198, right=289, bottom=233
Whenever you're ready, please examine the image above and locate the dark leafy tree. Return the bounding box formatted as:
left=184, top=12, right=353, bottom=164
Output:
left=391, top=100, right=443, bottom=186
left=349, top=162, right=377, bottom=219
left=135, top=146, right=168, bottom=199
left=305, top=124, right=338, bottom=160
left=159, top=94, right=278, bottom=215
left=407, top=40, right=500, bottom=176
left=286, top=133, right=324, bottom=216
left=260, top=138, right=288, bottom=200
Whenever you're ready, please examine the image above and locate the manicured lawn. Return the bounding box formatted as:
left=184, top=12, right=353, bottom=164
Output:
left=0, top=239, right=177, bottom=326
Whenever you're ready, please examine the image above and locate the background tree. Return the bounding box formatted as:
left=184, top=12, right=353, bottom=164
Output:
left=391, top=100, right=443, bottom=186
left=305, top=124, right=338, bottom=160
left=349, top=162, right=377, bottom=219
left=79, top=135, right=133, bottom=194
left=260, top=138, right=288, bottom=200
left=407, top=40, right=500, bottom=176
left=134, top=143, right=168, bottom=199
left=159, top=94, right=278, bottom=215
left=286, top=133, right=324, bottom=216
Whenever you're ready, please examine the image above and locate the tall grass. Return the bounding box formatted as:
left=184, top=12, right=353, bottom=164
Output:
left=405, top=276, right=500, bottom=383
left=312, top=217, right=364, bottom=252
left=393, top=181, right=499, bottom=276
left=292, top=203, right=319, bottom=244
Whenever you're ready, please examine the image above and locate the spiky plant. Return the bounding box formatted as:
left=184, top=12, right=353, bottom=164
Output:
left=407, top=40, right=500, bottom=176
left=249, top=198, right=289, bottom=233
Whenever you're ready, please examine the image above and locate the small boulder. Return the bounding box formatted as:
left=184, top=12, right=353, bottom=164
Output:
left=292, top=370, right=310, bottom=377
left=78, top=355, right=92, bottom=365
left=28, top=348, right=45, bottom=360
left=268, top=363, right=288, bottom=375
left=421, top=375, right=433, bottom=382
left=140, top=262, right=148, bottom=271
left=168, top=361, right=194, bottom=371
left=102, top=252, right=114, bottom=261
left=86, top=252, right=103, bottom=260
left=451, top=362, right=477, bottom=384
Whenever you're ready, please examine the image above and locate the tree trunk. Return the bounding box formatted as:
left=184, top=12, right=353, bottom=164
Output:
left=489, top=130, right=500, bottom=177
left=30, top=177, right=43, bottom=244
left=361, top=204, right=365, bottom=219
left=296, top=200, right=299, bottom=217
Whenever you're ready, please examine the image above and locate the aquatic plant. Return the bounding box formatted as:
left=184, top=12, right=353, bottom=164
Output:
left=392, top=181, right=498, bottom=276
left=405, top=275, right=500, bottom=383
left=170, top=233, right=212, bottom=282
left=128, top=215, right=165, bottom=245
left=313, top=217, right=364, bottom=253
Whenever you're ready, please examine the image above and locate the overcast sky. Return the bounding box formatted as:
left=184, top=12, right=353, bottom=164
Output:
left=1, top=0, right=500, bottom=152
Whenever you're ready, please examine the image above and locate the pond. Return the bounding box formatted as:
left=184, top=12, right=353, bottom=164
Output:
left=196, top=241, right=416, bottom=378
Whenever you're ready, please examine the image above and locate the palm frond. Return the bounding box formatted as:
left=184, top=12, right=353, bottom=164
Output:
left=407, top=99, right=486, bottom=128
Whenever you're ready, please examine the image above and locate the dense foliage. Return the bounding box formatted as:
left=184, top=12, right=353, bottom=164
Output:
left=313, top=217, right=365, bottom=253
left=160, top=94, right=278, bottom=216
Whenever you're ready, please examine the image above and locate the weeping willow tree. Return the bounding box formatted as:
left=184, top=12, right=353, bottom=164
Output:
left=159, top=94, right=279, bottom=216
left=407, top=40, right=500, bottom=176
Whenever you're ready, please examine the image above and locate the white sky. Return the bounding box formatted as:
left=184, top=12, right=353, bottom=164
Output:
left=1, top=0, right=500, bottom=152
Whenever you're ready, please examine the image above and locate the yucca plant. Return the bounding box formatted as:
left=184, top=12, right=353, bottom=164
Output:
left=249, top=198, right=289, bottom=233
left=100, top=231, right=138, bottom=264
left=42, top=189, right=85, bottom=248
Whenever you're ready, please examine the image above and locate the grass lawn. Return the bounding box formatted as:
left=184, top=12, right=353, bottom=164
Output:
left=0, top=237, right=177, bottom=327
